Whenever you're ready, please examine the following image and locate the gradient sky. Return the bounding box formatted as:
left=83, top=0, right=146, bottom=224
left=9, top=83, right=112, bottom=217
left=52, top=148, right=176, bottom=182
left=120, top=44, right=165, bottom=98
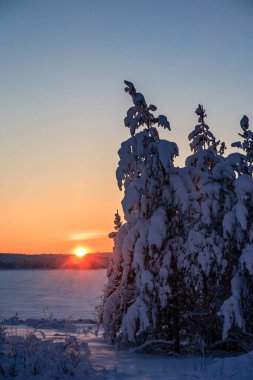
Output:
left=0, top=0, right=252, bottom=254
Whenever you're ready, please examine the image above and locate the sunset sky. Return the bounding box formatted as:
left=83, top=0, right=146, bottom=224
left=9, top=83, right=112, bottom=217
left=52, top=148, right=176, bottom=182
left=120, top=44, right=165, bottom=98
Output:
left=0, top=0, right=252, bottom=254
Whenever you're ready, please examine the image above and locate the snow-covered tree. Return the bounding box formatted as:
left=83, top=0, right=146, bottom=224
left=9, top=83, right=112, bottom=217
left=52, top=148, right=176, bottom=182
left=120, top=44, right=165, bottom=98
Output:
left=219, top=116, right=253, bottom=347
left=102, top=81, right=178, bottom=346
left=102, top=87, right=253, bottom=352
left=170, top=105, right=231, bottom=348
left=231, top=115, right=253, bottom=175
left=186, top=104, right=226, bottom=170
left=108, top=210, right=122, bottom=243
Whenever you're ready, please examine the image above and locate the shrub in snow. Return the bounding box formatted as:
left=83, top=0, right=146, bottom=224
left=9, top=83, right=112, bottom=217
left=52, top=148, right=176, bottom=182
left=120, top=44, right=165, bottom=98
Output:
left=0, top=328, right=91, bottom=378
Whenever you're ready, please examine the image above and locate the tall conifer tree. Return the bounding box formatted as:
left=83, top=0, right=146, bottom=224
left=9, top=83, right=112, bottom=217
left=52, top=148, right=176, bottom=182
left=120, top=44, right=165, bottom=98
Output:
left=103, top=81, right=178, bottom=345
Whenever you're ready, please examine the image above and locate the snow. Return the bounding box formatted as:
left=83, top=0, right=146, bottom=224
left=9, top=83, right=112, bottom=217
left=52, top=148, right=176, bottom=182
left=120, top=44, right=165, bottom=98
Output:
left=235, top=174, right=253, bottom=200
left=121, top=297, right=149, bottom=342
left=240, top=115, right=249, bottom=130
left=170, top=170, right=189, bottom=212
left=241, top=244, right=253, bottom=274
left=1, top=319, right=253, bottom=379
left=218, top=273, right=244, bottom=340
left=158, top=140, right=178, bottom=173
left=132, top=223, right=148, bottom=271
left=235, top=202, right=248, bottom=230
left=158, top=114, right=171, bottom=130
left=222, top=210, right=235, bottom=237
left=148, top=207, right=167, bottom=250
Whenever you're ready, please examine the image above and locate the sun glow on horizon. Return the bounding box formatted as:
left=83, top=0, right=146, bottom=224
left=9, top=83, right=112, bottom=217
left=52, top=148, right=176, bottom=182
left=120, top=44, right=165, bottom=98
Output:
left=72, top=247, right=89, bottom=258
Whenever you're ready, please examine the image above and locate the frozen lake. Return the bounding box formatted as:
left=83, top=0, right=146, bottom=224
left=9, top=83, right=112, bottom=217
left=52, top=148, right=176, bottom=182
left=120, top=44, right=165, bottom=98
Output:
left=0, top=269, right=107, bottom=320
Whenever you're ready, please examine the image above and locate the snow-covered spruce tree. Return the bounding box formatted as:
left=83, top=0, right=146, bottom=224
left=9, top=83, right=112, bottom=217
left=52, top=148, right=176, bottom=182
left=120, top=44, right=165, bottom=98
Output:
left=108, top=210, right=122, bottom=246
left=102, top=81, right=178, bottom=347
left=172, top=105, right=230, bottom=348
left=219, top=115, right=253, bottom=349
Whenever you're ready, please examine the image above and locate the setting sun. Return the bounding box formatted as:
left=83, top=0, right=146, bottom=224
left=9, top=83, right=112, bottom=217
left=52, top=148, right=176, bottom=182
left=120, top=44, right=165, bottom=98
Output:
left=73, top=247, right=88, bottom=258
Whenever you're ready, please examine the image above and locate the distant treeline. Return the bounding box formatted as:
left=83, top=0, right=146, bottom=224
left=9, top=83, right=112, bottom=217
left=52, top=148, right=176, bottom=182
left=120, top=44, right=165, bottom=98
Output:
left=0, top=253, right=112, bottom=270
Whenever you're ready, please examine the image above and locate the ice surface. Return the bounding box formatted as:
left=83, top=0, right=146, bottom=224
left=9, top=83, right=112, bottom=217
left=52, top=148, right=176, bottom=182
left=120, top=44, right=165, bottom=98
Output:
left=0, top=269, right=107, bottom=320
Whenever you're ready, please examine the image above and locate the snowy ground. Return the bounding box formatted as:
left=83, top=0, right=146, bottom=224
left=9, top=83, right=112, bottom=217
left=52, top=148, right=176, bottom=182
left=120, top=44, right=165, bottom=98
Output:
left=1, top=318, right=253, bottom=380
left=89, top=336, right=253, bottom=380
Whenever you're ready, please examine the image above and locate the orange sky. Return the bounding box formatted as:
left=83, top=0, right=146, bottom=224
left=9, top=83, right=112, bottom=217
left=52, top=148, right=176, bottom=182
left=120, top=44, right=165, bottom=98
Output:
left=0, top=122, right=124, bottom=254
left=0, top=171, right=122, bottom=253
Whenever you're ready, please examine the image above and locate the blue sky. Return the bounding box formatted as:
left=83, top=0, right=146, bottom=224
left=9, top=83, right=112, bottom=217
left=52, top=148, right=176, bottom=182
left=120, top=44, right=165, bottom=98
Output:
left=0, top=0, right=252, bottom=253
